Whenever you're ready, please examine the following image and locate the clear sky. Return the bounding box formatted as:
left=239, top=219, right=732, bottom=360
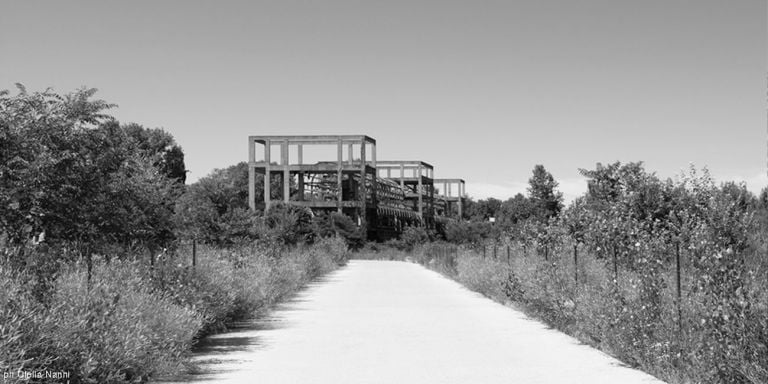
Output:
left=1, top=0, right=766, bottom=202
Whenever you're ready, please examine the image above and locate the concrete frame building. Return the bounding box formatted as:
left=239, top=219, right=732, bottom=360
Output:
left=247, top=134, right=465, bottom=240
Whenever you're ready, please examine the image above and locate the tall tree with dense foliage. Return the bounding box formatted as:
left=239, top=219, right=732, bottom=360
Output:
left=527, top=164, right=563, bottom=220
left=174, top=162, right=285, bottom=245
left=0, top=85, right=115, bottom=250
left=0, top=85, right=185, bottom=263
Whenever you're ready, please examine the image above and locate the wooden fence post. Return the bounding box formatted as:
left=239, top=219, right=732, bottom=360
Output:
left=192, top=239, right=197, bottom=268
left=676, top=242, right=682, bottom=331
left=573, top=244, right=578, bottom=284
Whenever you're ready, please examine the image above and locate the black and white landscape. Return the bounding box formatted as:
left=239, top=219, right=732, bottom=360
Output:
left=1, top=1, right=766, bottom=383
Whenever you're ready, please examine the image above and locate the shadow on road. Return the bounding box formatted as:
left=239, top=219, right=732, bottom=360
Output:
left=154, top=316, right=285, bottom=383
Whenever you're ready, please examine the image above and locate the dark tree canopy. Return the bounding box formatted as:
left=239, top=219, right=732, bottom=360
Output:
left=527, top=164, right=563, bottom=220
left=498, top=193, right=535, bottom=228
left=0, top=85, right=185, bottom=259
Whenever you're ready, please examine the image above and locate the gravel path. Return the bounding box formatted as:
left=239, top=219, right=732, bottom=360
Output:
left=165, top=260, right=666, bottom=384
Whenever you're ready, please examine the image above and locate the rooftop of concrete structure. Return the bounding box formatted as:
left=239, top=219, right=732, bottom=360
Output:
left=249, top=135, right=376, bottom=144
left=376, top=160, right=434, bottom=170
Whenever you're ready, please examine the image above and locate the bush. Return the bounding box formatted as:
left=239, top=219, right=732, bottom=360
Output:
left=264, top=202, right=314, bottom=245
left=400, top=226, right=429, bottom=251
left=1, top=260, right=203, bottom=383
left=443, top=220, right=494, bottom=244
left=412, top=235, right=768, bottom=384
left=0, top=266, right=58, bottom=375
left=455, top=254, right=512, bottom=302
left=152, top=254, right=239, bottom=334
left=1, top=238, right=347, bottom=383
left=311, top=212, right=365, bottom=249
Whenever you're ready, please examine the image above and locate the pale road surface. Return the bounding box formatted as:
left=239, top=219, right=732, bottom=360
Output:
left=165, top=260, right=666, bottom=384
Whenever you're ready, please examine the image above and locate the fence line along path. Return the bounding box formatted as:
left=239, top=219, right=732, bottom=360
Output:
left=170, top=260, right=666, bottom=384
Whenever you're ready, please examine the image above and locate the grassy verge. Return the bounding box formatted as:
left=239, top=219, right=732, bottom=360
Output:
left=0, top=237, right=348, bottom=383
left=362, top=241, right=767, bottom=384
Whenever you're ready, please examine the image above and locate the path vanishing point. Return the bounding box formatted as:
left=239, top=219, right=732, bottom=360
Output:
left=163, top=260, right=666, bottom=384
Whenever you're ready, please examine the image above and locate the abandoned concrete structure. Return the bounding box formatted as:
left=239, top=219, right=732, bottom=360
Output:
left=247, top=135, right=466, bottom=240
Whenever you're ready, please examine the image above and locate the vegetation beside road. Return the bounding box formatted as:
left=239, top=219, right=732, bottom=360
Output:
left=0, top=86, right=353, bottom=383
left=3, top=85, right=767, bottom=384
left=364, top=163, right=768, bottom=384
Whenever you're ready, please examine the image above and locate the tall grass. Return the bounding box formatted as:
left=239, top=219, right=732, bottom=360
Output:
left=0, top=236, right=349, bottom=383
left=402, top=240, right=767, bottom=384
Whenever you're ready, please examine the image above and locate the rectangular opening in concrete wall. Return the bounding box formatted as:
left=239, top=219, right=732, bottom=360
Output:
left=289, top=145, right=299, bottom=164
left=347, top=143, right=360, bottom=163
left=253, top=143, right=265, bottom=163
left=269, top=143, right=283, bottom=165
left=377, top=166, right=406, bottom=180
left=300, top=143, right=340, bottom=165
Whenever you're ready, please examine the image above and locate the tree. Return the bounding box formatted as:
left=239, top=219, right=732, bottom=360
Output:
left=120, top=123, right=186, bottom=183
left=465, top=198, right=502, bottom=221
left=0, top=85, right=115, bottom=252
left=443, top=220, right=493, bottom=244
left=311, top=212, right=364, bottom=248
left=173, top=162, right=283, bottom=245
left=527, top=164, right=563, bottom=220
left=499, top=194, right=534, bottom=225
left=264, top=202, right=313, bottom=245
left=103, top=153, right=181, bottom=260
left=1, top=85, right=186, bottom=264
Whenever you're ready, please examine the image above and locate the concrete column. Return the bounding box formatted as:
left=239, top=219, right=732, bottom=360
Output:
left=298, top=173, right=304, bottom=201
left=337, top=138, right=343, bottom=212
left=248, top=139, right=256, bottom=211
left=371, top=142, right=377, bottom=165
left=400, top=164, right=405, bottom=189
left=298, top=144, right=303, bottom=164
left=417, top=164, right=423, bottom=220
left=359, top=143, right=367, bottom=230
left=297, top=144, right=304, bottom=201
left=264, top=140, right=271, bottom=211
left=282, top=139, right=289, bottom=202
left=458, top=182, right=464, bottom=219
left=348, top=143, right=354, bottom=164
left=370, top=142, right=378, bottom=208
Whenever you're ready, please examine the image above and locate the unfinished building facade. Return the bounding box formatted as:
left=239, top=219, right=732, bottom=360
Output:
left=247, top=135, right=465, bottom=240
left=434, top=178, right=466, bottom=219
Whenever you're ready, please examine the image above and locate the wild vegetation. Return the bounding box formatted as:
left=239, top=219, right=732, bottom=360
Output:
left=3, top=85, right=766, bottom=384
left=0, top=86, right=353, bottom=383
left=390, top=162, right=768, bottom=384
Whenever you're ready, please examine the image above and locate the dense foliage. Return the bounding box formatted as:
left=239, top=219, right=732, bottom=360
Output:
left=1, top=238, right=347, bottom=383
left=0, top=86, right=352, bottom=383
left=3, top=85, right=766, bottom=384
left=1, top=85, right=186, bottom=266
left=417, top=162, right=768, bottom=384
